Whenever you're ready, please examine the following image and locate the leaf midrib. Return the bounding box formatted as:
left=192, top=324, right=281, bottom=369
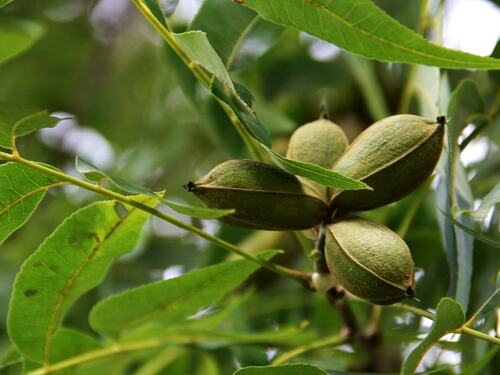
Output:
left=293, top=0, right=499, bottom=67
left=225, top=15, right=260, bottom=70
left=42, top=206, right=135, bottom=363
left=268, top=147, right=370, bottom=190
left=115, top=263, right=243, bottom=338
left=0, top=182, right=67, bottom=217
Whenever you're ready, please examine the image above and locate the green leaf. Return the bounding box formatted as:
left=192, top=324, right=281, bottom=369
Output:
left=103, top=176, right=157, bottom=198
left=0, top=102, right=61, bottom=150
left=467, top=273, right=500, bottom=327
left=197, top=353, right=219, bottom=375
left=201, top=95, right=247, bottom=157
left=170, top=29, right=273, bottom=147
left=401, top=298, right=465, bottom=375
left=447, top=80, right=484, bottom=140
left=157, top=0, right=179, bottom=17
left=162, top=42, right=198, bottom=103
left=26, top=329, right=102, bottom=374
left=0, top=19, right=44, bottom=65
left=174, top=31, right=235, bottom=93
left=414, top=66, right=440, bottom=119
left=261, top=144, right=371, bottom=190
left=75, top=157, right=234, bottom=219
left=241, top=0, right=500, bottom=70
left=127, top=324, right=307, bottom=347
left=253, top=97, right=295, bottom=136
left=190, top=0, right=283, bottom=71
left=0, top=0, right=13, bottom=8
left=162, top=199, right=235, bottom=220
left=76, top=157, right=159, bottom=198
left=344, top=54, right=389, bottom=121
left=161, top=39, right=249, bottom=157
left=7, top=195, right=157, bottom=362
left=0, top=346, right=21, bottom=369
left=47, top=328, right=102, bottom=364
left=214, top=90, right=272, bottom=147
left=490, top=40, right=500, bottom=87
left=438, top=73, right=451, bottom=116
left=0, top=163, right=65, bottom=246
left=0, top=359, right=22, bottom=374
left=436, top=177, right=459, bottom=301
left=440, top=210, right=500, bottom=248
left=461, top=346, right=500, bottom=375
left=453, top=164, right=475, bottom=310
left=89, top=251, right=278, bottom=339
left=74, top=157, right=107, bottom=182
left=465, top=182, right=500, bottom=221
left=168, top=290, right=254, bottom=332
left=436, top=80, right=483, bottom=311
left=143, top=0, right=168, bottom=25
left=135, top=347, right=187, bottom=375
left=179, top=70, right=336, bottom=181
left=234, top=363, right=328, bottom=375
left=73, top=349, right=151, bottom=375
left=141, top=0, right=273, bottom=149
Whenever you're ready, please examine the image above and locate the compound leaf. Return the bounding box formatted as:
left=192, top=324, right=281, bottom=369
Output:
left=7, top=195, right=157, bottom=362
left=234, top=364, right=328, bottom=375
left=242, top=0, right=500, bottom=70
left=0, top=1, right=14, bottom=9
left=190, top=0, right=283, bottom=71
left=262, top=144, right=371, bottom=190
left=466, top=273, right=500, bottom=327
left=89, top=252, right=278, bottom=339
left=0, top=102, right=60, bottom=150
left=0, top=163, right=65, bottom=246
left=75, top=157, right=234, bottom=219
left=401, top=298, right=465, bottom=375
left=0, top=19, right=44, bottom=65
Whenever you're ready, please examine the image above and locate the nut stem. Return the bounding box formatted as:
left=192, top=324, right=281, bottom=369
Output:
left=326, top=287, right=359, bottom=338
left=311, top=211, right=360, bottom=339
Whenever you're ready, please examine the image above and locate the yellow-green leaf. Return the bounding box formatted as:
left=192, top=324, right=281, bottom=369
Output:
left=0, top=19, right=44, bottom=65
left=0, top=163, right=65, bottom=246
left=7, top=195, right=157, bottom=363
left=242, top=0, right=500, bottom=70
left=89, top=252, right=278, bottom=338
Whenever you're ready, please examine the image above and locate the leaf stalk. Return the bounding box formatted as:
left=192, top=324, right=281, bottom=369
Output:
left=0, top=151, right=307, bottom=285
left=131, top=0, right=264, bottom=161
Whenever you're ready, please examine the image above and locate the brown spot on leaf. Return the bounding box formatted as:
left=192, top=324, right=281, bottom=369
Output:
left=24, top=289, right=38, bottom=297
left=68, top=235, right=79, bottom=248
left=49, top=264, right=59, bottom=274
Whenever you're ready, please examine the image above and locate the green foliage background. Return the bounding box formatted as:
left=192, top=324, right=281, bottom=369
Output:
left=0, top=0, right=499, bottom=374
